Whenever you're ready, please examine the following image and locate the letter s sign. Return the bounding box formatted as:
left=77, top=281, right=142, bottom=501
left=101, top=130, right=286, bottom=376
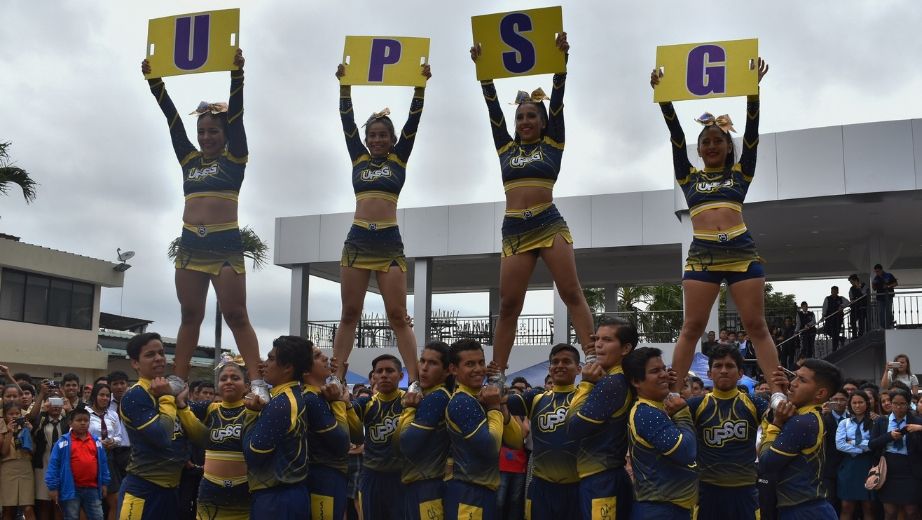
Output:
left=500, top=13, right=536, bottom=74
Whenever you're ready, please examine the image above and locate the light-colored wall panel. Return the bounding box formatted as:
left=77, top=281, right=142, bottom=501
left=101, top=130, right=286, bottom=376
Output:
left=746, top=133, right=779, bottom=202
left=318, top=213, right=355, bottom=263
left=912, top=119, right=922, bottom=189
left=591, top=193, right=644, bottom=247
left=447, top=202, right=496, bottom=256
left=554, top=196, right=592, bottom=248
left=403, top=206, right=449, bottom=257
left=642, top=190, right=685, bottom=245
left=844, top=120, right=915, bottom=194
left=777, top=126, right=845, bottom=199
left=275, top=215, right=320, bottom=265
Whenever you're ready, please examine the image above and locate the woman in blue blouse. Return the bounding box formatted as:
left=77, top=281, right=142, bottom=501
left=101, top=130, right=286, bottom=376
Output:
left=835, top=391, right=875, bottom=520
left=868, top=388, right=922, bottom=519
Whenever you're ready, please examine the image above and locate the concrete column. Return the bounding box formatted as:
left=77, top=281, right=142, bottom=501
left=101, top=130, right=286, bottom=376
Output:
left=680, top=213, right=719, bottom=335
left=289, top=265, right=310, bottom=337
left=604, top=284, right=620, bottom=313
left=553, top=283, right=569, bottom=345
left=413, top=258, right=433, bottom=347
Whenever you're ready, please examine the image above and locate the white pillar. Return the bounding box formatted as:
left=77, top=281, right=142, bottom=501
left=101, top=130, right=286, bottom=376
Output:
left=680, top=214, right=719, bottom=335
left=553, top=283, right=569, bottom=345
left=413, top=258, right=433, bottom=347
left=604, top=284, right=620, bottom=313
left=289, top=265, right=310, bottom=337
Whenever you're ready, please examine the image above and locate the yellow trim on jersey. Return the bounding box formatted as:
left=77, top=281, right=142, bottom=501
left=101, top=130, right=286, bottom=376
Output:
left=693, top=223, right=748, bottom=242
left=505, top=202, right=553, bottom=219
left=689, top=201, right=743, bottom=218
left=355, top=190, right=399, bottom=204
left=552, top=384, right=575, bottom=393
left=503, top=178, right=555, bottom=192
left=205, top=450, right=245, bottom=462
left=184, top=190, right=239, bottom=202
left=182, top=221, right=240, bottom=235
left=352, top=218, right=398, bottom=230
left=204, top=472, right=248, bottom=486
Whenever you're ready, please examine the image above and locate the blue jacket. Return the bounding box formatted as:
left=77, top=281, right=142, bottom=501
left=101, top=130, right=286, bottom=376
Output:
left=45, top=432, right=111, bottom=501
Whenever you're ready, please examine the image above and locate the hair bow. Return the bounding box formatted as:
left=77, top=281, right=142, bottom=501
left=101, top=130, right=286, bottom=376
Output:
left=189, top=101, right=229, bottom=117
left=362, top=108, right=391, bottom=127
left=511, top=88, right=550, bottom=105
left=216, top=353, right=246, bottom=371
left=695, top=112, right=736, bottom=133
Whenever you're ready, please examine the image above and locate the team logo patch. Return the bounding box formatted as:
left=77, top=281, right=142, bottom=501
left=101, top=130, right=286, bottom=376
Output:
left=196, top=225, right=208, bottom=237
left=510, top=149, right=542, bottom=168
left=369, top=416, right=399, bottom=442
left=537, top=406, right=567, bottom=432
left=187, top=164, right=218, bottom=181
left=704, top=419, right=749, bottom=447
left=695, top=178, right=734, bottom=193
left=361, top=165, right=392, bottom=181
left=211, top=423, right=242, bottom=443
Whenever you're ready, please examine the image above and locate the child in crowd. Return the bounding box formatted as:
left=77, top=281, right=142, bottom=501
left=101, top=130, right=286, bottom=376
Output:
left=45, top=406, right=110, bottom=520
left=2, top=401, right=36, bottom=520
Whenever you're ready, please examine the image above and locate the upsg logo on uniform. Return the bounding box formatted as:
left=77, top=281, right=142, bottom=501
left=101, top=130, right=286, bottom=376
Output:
left=653, top=38, right=759, bottom=103
left=471, top=6, right=566, bottom=81
left=340, top=36, right=430, bottom=87
left=145, top=8, right=240, bottom=79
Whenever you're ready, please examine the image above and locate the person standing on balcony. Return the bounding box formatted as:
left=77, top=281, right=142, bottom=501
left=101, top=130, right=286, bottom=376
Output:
left=330, top=62, right=432, bottom=389
left=822, top=286, right=849, bottom=352
left=872, top=264, right=898, bottom=329
left=796, top=302, right=817, bottom=360
left=650, top=60, right=786, bottom=409
left=470, top=33, right=596, bottom=390
left=847, top=274, right=870, bottom=338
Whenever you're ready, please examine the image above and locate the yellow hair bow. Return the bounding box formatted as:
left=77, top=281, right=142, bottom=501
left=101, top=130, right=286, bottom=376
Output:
left=511, top=88, right=550, bottom=105
left=362, top=108, right=391, bottom=127
left=695, top=112, right=736, bottom=133
left=189, top=101, right=229, bottom=117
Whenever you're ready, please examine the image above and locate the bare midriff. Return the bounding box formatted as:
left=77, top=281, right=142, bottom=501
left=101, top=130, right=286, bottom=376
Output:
left=183, top=198, right=238, bottom=225
left=505, top=186, right=553, bottom=211
left=355, top=198, right=398, bottom=223
left=204, top=458, right=247, bottom=480
left=691, top=207, right=744, bottom=232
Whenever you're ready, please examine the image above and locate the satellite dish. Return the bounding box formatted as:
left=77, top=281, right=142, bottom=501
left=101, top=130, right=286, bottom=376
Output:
left=117, top=248, right=135, bottom=262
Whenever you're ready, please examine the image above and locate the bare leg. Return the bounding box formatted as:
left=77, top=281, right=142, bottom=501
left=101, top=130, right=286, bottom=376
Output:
left=174, top=269, right=211, bottom=380
left=861, top=500, right=876, bottom=520
left=540, top=236, right=594, bottom=348
left=840, top=500, right=855, bottom=520
left=493, top=252, right=540, bottom=371
left=211, top=267, right=261, bottom=380
left=729, top=277, right=783, bottom=393
left=671, top=280, right=722, bottom=390
left=376, top=266, right=419, bottom=381
left=332, top=266, right=372, bottom=379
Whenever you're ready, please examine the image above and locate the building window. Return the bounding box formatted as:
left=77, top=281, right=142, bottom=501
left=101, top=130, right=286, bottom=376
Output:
left=0, top=269, right=94, bottom=330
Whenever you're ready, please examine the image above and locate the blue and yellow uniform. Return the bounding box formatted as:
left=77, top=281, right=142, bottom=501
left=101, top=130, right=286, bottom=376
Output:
left=659, top=97, right=765, bottom=284
left=301, top=385, right=352, bottom=520
left=687, top=388, right=768, bottom=519
left=178, top=400, right=254, bottom=520
left=480, top=74, right=573, bottom=257
left=628, top=398, right=698, bottom=520
left=508, top=385, right=579, bottom=520
left=566, top=367, right=634, bottom=519
left=353, top=390, right=405, bottom=520
left=242, top=381, right=309, bottom=520
left=445, top=384, right=523, bottom=520
left=117, top=379, right=188, bottom=520
left=147, top=71, right=248, bottom=276
left=397, top=384, right=452, bottom=520
left=339, top=86, right=425, bottom=272
left=758, top=405, right=836, bottom=519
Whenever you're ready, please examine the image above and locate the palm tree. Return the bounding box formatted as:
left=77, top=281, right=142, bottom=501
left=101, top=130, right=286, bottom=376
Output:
left=0, top=142, right=37, bottom=203
left=167, top=226, right=269, bottom=365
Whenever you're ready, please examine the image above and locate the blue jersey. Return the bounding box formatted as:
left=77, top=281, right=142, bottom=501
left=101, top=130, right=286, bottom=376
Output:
left=353, top=390, right=404, bottom=473
left=629, top=398, right=698, bottom=511
left=508, top=385, right=579, bottom=484
left=302, top=385, right=351, bottom=473
left=119, top=378, right=188, bottom=488
left=242, top=381, right=308, bottom=491
left=179, top=399, right=252, bottom=464
left=687, top=389, right=768, bottom=487
left=758, top=405, right=827, bottom=508
left=397, top=384, right=451, bottom=484
left=446, top=384, right=523, bottom=491
left=480, top=74, right=566, bottom=193
left=565, top=366, right=632, bottom=478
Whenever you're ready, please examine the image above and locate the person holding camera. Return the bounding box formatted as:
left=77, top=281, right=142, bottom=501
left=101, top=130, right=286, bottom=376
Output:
left=31, top=382, right=70, bottom=520
left=2, top=400, right=36, bottom=520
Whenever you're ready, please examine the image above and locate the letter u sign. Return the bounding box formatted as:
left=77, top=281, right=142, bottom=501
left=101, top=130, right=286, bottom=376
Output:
left=653, top=38, right=758, bottom=103
left=145, top=9, right=240, bottom=79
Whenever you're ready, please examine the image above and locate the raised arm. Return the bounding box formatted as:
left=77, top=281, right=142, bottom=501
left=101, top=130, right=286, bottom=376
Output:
left=119, top=384, right=180, bottom=450
left=651, top=70, right=694, bottom=183
left=393, top=65, right=431, bottom=163
left=634, top=404, right=697, bottom=466
left=739, top=58, right=767, bottom=179
left=336, top=64, right=369, bottom=162
left=305, top=392, right=350, bottom=456
left=759, top=411, right=819, bottom=474
left=545, top=32, right=569, bottom=144
left=243, top=393, right=293, bottom=466
left=399, top=389, right=449, bottom=459
left=471, top=45, right=513, bottom=152
left=225, top=49, right=248, bottom=161
left=142, top=59, right=197, bottom=165
left=175, top=392, right=208, bottom=446
left=567, top=369, right=630, bottom=437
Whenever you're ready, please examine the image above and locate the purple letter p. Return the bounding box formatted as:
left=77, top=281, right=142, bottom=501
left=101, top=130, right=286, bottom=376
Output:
left=368, top=39, right=402, bottom=82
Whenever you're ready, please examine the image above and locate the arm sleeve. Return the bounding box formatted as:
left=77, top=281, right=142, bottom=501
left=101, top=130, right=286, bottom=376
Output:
left=868, top=418, right=892, bottom=452
left=393, top=87, right=425, bottom=163
left=177, top=406, right=208, bottom=446
left=339, top=86, right=369, bottom=162
left=306, top=394, right=350, bottom=456
left=836, top=420, right=863, bottom=455
left=119, top=390, right=179, bottom=450
left=346, top=406, right=364, bottom=445
left=759, top=414, right=817, bottom=474
left=635, top=405, right=697, bottom=465
left=99, top=446, right=111, bottom=486
left=447, top=397, right=503, bottom=454
left=739, top=95, right=760, bottom=179
left=659, top=102, right=694, bottom=184
left=243, top=395, right=292, bottom=463
left=480, top=80, right=513, bottom=152
left=568, top=377, right=629, bottom=437
left=399, top=391, right=449, bottom=457
left=545, top=72, right=566, bottom=144
left=225, top=70, right=248, bottom=160
left=506, top=391, right=535, bottom=418
left=147, top=79, right=198, bottom=165
left=502, top=414, right=524, bottom=450
left=44, top=442, right=61, bottom=491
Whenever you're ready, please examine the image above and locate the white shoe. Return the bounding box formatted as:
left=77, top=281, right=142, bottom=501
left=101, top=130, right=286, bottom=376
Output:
left=166, top=375, right=185, bottom=396
left=770, top=392, right=788, bottom=411
left=250, top=379, right=271, bottom=404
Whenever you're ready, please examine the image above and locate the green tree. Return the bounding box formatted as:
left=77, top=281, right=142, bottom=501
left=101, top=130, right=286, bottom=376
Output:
left=583, top=288, right=606, bottom=314
left=0, top=142, right=37, bottom=203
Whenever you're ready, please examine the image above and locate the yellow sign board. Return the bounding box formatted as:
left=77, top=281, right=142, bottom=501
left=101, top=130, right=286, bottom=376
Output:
left=340, top=36, right=430, bottom=87
left=471, top=6, right=565, bottom=81
left=654, top=38, right=759, bottom=103
left=145, top=9, right=239, bottom=79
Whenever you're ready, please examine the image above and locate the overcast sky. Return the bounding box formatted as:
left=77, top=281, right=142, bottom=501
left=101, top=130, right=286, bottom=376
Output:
left=2, top=0, right=920, bottom=355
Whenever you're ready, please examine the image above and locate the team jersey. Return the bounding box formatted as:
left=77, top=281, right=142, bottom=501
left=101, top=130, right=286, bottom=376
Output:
left=565, top=366, right=632, bottom=478
left=119, top=378, right=188, bottom=487
left=302, top=385, right=351, bottom=473
left=353, top=390, right=404, bottom=473
left=480, top=73, right=566, bottom=193
left=687, top=388, right=768, bottom=487
left=507, top=385, right=579, bottom=484
left=446, top=384, right=523, bottom=491
left=148, top=70, right=247, bottom=202
left=758, top=405, right=827, bottom=508
left=340, top=86, right=425, bottom=204
left=397, top=384, right=452, bottom=484
left=179, top=400, right=253, bottom=464
left=659, top=96, right=760, bottom=217
left=242, top=381, right=308, bottom=491
left=629, top=398, right=699, bottom=510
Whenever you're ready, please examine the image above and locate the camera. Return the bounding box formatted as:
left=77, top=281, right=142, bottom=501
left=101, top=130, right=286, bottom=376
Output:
left=48, top=397, right=64, bottom=407
left=13, top=417, right=26, bottom=428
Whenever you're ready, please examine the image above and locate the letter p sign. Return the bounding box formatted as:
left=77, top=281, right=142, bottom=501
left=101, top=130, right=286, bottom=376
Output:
left=368, top=39, right=402, bottom=82
left=341, top=36, right=430, bottom=87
